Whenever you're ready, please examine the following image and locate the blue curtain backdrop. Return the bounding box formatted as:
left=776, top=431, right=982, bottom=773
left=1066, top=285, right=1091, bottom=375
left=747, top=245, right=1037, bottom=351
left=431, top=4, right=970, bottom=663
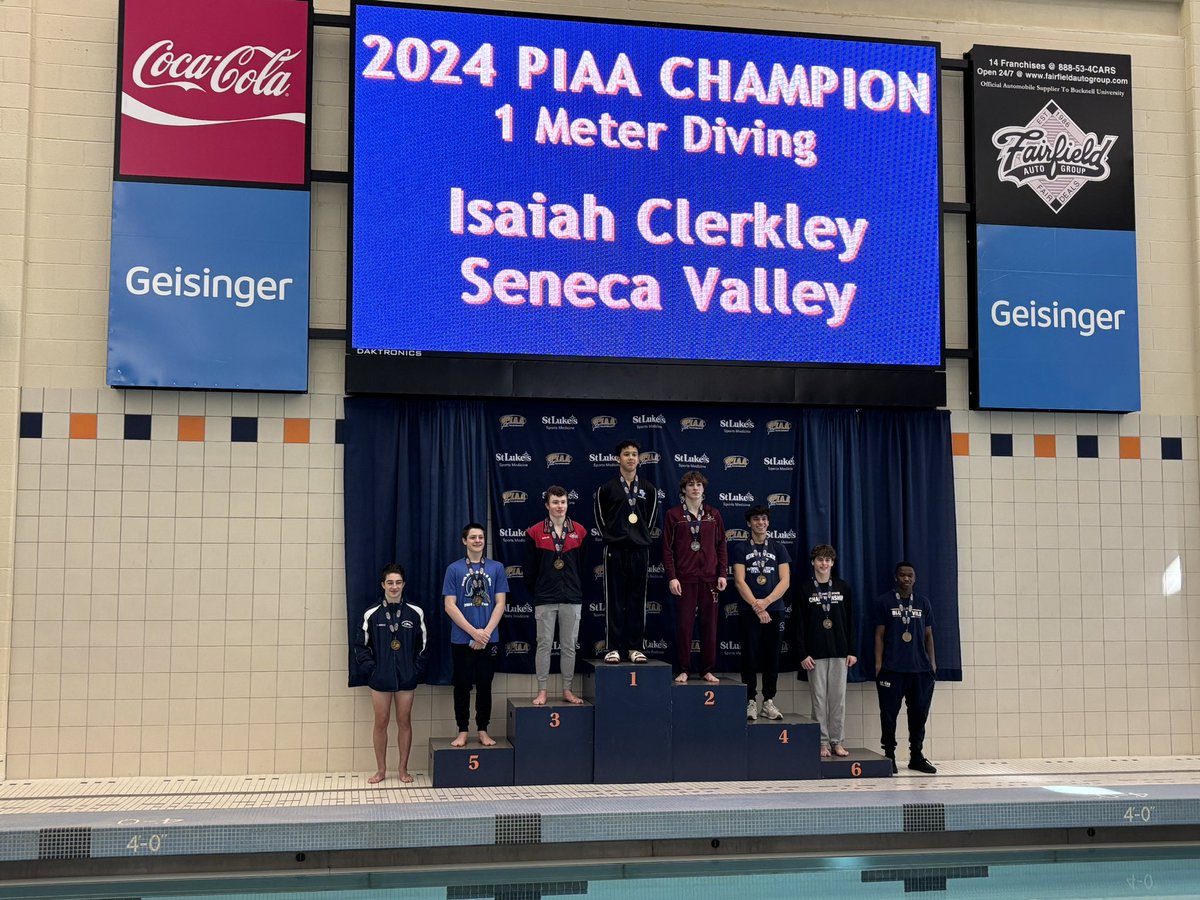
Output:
left=344, top=400, right=960, bottom=686
left=343, top=397, right=488, bottom=687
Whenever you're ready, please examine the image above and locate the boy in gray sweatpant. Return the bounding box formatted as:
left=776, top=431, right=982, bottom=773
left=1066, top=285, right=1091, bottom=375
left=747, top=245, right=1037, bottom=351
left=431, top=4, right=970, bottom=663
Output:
left=523, top=485, right=588, bottom=705
left=795, top=544, right=857, bottom=757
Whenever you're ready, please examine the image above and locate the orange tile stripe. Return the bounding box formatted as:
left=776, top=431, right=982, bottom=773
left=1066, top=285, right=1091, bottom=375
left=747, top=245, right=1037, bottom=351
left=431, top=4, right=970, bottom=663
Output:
left=68, top=412, right=97, bottom=440
left=283, top=418, right=311, bottom=444
left=1033, top=434, right=1055, bottom=458
left=1119, top=436, right=1141, bottom=459
left=177, top=415, right=205, bottom=442
left=951, top=432, right=969, bottom=456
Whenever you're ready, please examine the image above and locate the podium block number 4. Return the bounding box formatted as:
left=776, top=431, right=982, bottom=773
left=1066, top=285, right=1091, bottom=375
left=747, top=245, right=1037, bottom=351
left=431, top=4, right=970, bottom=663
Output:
left=778, top=729, right=789, bottom=745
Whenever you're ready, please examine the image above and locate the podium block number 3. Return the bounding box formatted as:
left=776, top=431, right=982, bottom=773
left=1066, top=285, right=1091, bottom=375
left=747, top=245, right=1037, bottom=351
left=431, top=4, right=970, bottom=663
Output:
left=549, top=712, right=561, bottom=728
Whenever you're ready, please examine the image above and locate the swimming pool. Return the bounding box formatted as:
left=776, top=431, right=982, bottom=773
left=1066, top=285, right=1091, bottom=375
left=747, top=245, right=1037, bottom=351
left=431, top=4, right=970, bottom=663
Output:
left=6, top=847, right=1200, bottom=900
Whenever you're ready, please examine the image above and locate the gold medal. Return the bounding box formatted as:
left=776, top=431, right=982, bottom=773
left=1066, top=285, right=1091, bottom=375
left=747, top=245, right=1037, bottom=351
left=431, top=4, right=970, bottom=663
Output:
left=756, top=575, right=767, bottom=585
left=627, top=513, right=638, bottom=524
left=553, top=558, right=565, bottom=570
left=902, top=631, right=913, bottom=643
left=390, top=639, right=401, bottom=651
left=822, top=618, right=833, bottom=630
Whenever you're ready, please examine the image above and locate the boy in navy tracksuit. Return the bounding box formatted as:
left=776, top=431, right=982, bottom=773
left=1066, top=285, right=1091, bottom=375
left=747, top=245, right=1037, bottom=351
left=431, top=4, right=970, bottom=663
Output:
left=357, top=563, right=427, bottom=784
left=874, top=561, right=937, bottom=774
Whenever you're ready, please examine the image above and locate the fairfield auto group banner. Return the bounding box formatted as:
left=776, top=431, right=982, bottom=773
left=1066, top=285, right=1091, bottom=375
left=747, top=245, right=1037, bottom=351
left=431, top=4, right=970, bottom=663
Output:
left=107, top=0, right=312, bottom=391
left=967, top=45, right=1138, bottom=411
left=487, top=403, right=805, bottom=676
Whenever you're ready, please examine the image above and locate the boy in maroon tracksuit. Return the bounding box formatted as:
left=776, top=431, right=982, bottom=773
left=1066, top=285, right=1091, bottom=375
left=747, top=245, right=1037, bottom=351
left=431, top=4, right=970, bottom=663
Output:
left=662, top=471, right=728, bottom=683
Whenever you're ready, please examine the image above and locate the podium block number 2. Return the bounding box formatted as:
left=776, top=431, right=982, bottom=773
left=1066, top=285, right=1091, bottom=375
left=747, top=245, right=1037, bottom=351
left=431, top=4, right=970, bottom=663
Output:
left=703, top=690, right=715, bottom=706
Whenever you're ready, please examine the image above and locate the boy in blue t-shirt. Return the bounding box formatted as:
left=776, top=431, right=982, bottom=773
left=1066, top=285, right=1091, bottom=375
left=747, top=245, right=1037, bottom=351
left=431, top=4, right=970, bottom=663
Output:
left=873, top=561, right=937, bottom=774
left=442, top=523, right=509, bottom=748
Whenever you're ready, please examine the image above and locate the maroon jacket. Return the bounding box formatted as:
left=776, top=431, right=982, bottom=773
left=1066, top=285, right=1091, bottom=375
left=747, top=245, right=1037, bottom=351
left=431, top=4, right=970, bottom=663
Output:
left=662, top=503, right=727, bottom=583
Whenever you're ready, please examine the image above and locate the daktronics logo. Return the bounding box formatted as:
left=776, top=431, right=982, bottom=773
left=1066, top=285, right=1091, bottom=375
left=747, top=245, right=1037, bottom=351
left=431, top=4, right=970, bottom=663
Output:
left=591, top=416, right=617, bottom=430
left=117, top=0, right=310, bottom=185
left=767, top=419, right=792, bottom=434
left=675, top=453, right=710, bottom=467
left=499, top=415, right=526, bottom=429
left=724, top=455, right=749, bottom=469
left=502, top=490, right=527, bottom=504
left=767, top=493, right=792, bottom=506
left=545, top=452, right=572, bottom=466
left=680, top=417, right=706, bottom=431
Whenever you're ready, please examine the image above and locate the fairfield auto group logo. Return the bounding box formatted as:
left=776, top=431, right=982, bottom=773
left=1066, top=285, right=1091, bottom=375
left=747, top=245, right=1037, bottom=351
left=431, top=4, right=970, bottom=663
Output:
left=991, top=101, right=1117, bottom=213
left=117, top=0, right=310, bottom=185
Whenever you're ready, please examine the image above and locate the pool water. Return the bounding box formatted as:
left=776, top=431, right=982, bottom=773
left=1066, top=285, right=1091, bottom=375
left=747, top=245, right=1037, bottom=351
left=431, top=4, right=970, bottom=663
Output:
left=8, top=848, right=1200, bottom=900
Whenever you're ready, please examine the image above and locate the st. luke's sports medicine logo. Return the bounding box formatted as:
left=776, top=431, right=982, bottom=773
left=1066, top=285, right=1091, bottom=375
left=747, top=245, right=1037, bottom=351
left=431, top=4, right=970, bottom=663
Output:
left=991, top=101, right=1117, bottom=213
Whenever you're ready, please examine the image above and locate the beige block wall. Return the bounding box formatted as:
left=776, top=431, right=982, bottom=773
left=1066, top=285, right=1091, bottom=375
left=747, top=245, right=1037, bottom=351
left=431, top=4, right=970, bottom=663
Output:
left=1, top=0, right=1199, bottom=777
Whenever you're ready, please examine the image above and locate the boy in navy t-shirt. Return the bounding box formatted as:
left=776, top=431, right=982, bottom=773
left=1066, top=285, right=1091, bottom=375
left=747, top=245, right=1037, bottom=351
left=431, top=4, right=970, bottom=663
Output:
left=731, top=505, right=790, bottom=721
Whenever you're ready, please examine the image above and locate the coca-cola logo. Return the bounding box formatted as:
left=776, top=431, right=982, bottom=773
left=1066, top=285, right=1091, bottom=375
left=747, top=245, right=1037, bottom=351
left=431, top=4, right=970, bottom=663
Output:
left=133, top=40, right=300, bottom=97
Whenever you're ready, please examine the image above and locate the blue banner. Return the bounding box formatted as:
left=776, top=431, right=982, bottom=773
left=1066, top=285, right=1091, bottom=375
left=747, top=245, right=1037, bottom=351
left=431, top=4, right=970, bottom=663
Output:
left=352, top=3, right=941, bottom=367
left=107, top=181, right=310, bottom=391
left=976, top=224, right=1139, bottom=411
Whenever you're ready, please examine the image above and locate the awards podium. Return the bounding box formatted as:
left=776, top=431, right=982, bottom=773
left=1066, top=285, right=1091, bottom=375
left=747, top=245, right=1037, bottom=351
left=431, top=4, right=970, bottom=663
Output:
left=429, top=657, right=893, bottom=787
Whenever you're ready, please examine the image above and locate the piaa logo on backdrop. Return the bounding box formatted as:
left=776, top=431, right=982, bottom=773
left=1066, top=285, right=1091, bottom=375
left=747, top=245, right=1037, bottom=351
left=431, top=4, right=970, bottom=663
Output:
left=639, top=451, right=661, bottom=465
left=680, top=417, right=706, bottom=431
left=724, top=455, right=749, bottom=470
left=117, top=0, right=309, bottom=185
left=499, top=414, right=526, bottom=429
left=502, top=490, right=528, bottom=504
left=505, top=565, right=523, bottom=579
left=766, top=420, right=791, bottom=434
left=591, top=415, right=617, bottom=430
left=545, top=452, right=572, bottom=467
left=991, top=101, right=1117, bottom=213
left=726, top=528, right=749, bottom=541
left=768, top=493, right=792, bottom=507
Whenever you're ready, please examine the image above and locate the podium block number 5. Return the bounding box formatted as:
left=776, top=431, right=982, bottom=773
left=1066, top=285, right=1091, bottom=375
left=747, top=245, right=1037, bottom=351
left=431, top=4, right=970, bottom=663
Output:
left=468, top=754, right=480, bottom=771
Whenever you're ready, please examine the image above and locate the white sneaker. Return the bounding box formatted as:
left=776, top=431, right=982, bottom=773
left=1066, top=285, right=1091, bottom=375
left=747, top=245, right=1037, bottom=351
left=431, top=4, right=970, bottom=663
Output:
left=761, top=699, right=783, bottom=720
left=746, top=699, right=759, bottom=721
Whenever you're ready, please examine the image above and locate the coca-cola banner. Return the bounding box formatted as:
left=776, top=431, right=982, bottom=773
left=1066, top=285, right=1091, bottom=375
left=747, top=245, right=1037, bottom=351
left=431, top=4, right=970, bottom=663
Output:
left=485, top=403, right=803, bottom=676
left=967, top=46, right=1138, bottom=411
left=116, top=0, right=311, bottom=186
left=107, top=182, right=310, bottom=390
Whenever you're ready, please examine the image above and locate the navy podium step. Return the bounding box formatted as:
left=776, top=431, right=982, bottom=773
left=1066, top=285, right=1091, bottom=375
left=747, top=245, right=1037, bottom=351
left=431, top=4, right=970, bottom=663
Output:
left=747, top=713, right=822, bottom=781
left=670, top=677, right=747, bottom=781
left=429, top=737, right=514, bottom=788
left=506, top=698, right=595, bottom=785
left=820, top=747, right=895, bottom=779
left=582, top=659, right=673, bottom=783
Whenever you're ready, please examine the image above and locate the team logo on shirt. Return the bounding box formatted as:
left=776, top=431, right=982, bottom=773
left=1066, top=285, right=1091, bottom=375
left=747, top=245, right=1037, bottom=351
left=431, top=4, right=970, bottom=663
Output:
left=726, top=528, right=749, bottom=541
left=591, top=415, right=617, bottom=430
left=724, top=455, right=749, bottom=469
left=545, top=452, right=572, bottom=466
left=498, top=414, right=526, bottom=428
left=680, top=417, right=706, bottom=430
left=502, top=490, right=528, bottom=504
left=768, top=493, right=791, bottom=507
left=767, top=419, right=791, bottom=434
left=505, top=565, right=523, bottom=579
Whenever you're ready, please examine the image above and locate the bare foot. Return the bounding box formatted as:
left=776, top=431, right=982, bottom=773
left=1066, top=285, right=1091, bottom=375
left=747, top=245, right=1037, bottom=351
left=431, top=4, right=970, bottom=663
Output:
left=532, top=690, right=547, bottom=706
left=832, top=743, right=850, bottom=757
left=397, top=771, right=414, bottom=784
left=478, top=730, right=497, bottom=747
left=450, top=732, right=468, bottom=747
left=562, top=689, right=584, bottom=705
left=368, top=770, right=386, bottom=784
left=820, top=744, right=832, bottom=758
left=702, top=672, right=720, bottom=684
left=674, top=672, right=689, bottom=684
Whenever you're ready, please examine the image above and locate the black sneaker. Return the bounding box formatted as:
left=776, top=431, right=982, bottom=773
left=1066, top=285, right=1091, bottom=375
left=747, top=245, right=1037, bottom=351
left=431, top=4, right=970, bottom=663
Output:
left=908, top=756, right=937, bottom=774
left=885, top=754, right=898, bottom=774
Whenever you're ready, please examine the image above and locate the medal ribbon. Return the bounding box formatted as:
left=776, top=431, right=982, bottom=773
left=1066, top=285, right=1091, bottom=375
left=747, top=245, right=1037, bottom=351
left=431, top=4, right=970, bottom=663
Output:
left=624, top=477, right=639, bottom=512
left=749, top=538, right=769, bottom=574
left=547, top=517, right=570, bottom=562
left=684, top=504, right=703, bottom=543
left=814, top=578, right=833, bottom=616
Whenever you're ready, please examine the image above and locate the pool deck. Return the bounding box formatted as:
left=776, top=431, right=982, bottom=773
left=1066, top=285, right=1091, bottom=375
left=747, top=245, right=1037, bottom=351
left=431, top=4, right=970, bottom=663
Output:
left=3, top=756, right=1200, bottom=882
